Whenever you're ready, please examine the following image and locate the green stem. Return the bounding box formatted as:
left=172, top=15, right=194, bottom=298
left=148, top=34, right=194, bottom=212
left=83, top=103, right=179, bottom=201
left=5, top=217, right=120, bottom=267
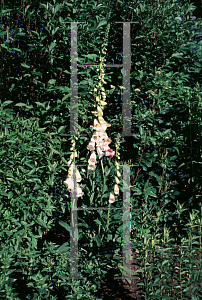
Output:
left=88, top=170, right=95, bottom=242
left=90, top=171, right=95, bottom=205
left=98, top=159, right=106, bottom=236
left=106, top=203, right=111, bottom=233
left=100, top=159, right=106, bottom=203
left=101, top=159, right=104, bottom=176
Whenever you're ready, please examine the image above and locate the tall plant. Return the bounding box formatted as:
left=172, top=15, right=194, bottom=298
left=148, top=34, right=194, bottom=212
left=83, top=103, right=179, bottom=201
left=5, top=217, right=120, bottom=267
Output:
left=63, top=23, right=124, bottom=277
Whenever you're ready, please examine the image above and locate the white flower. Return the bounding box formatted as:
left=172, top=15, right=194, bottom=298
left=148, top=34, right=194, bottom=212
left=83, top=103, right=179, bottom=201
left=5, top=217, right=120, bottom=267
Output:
left=109, top=192, right=115, bottom=203
left=117, top=170, right=121, bottom=177
left=96, top=139, right=103, bottom=148
left=98, top=116, right=111, bottom=127
left=76, top=170, right=82, bottom=182
left=102, top=143, right=110, bottom=151
left=98, top=116, right=107, bottom=123
left=97, top=146, right=104, bottom=159
left=97, top=106, right=103, bottom=117
left=66, top=159, right=72, bottom=166
left=91, top=111, right=98, bottom=116
left=100, top=101, right=107, bottom=106
left=67, top=166, right=82, bottom=182
left=88, top=152, right=97, bottom=164
left=88, top=164, right=96, bottom=171
left=114, top=184, right=119, bottom=195
left=87, top=141, right=95, bottom=151
left=115, top=176, right=120, bottom=184
left=94, top=119, right=99, bottom=127
left=92, top=133, right=102, bottom=144
left=76, top=186, right=84, bottom=197
left=64, top=177, right=74, bottom=191
left=110, top=85, right=115, bottom=89
left=93, top=122, right=102, bottom=132
left=98, top=131, right=107, bottom=139
left=96, top=123, right=107, bottom=132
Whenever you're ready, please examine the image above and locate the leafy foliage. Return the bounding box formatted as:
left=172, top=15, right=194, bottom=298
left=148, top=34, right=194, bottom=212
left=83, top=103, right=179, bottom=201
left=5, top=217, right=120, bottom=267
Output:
left=0, top=0, right=201, bottom=298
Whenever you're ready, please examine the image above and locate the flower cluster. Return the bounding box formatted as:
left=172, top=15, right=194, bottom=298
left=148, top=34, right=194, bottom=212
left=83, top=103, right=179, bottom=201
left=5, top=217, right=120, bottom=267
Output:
left=87, top=117, right=115, bottom=171
left=64, top=139, right=84, bottom=198
left=87, top=24, right=115, bottom=172
left=109, top=134, right=121, bottom=203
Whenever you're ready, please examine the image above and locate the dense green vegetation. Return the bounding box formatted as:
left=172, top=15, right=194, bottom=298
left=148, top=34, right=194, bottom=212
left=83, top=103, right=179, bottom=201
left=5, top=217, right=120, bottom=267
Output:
left=0, top=0, right=201, bottom=298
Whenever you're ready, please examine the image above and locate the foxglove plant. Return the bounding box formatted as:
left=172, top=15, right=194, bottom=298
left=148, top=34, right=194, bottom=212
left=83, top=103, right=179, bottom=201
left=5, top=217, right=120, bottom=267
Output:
left=86, top=23, right=121, bottom=207
left=64, top=23, right=122, bottom=243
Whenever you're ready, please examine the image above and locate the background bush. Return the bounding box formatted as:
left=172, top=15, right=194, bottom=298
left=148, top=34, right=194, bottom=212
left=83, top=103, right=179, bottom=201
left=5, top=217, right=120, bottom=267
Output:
left=0, top=0, right=202, bottom=298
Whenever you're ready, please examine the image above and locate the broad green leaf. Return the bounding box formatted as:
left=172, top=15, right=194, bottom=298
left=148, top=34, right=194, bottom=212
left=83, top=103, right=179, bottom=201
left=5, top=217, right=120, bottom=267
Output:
left=57, top=242, right=70, bottom=254
left=2, top=100, right=13, bottom=107
left=49, top=42, right=57, bottom=52
left=59, top=221, right=70, bottom=232
left=97, top=19, right=107, bottom=28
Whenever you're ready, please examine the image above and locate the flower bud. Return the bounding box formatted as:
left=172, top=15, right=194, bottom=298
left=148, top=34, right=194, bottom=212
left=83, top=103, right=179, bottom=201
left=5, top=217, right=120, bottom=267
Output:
left=114, top=184, right=119, bottom=195
left=117, top=170, right=121, bottom=177
left=109, top=192, right=115, bottom=203
left=115, top=176, right=120, bottom=184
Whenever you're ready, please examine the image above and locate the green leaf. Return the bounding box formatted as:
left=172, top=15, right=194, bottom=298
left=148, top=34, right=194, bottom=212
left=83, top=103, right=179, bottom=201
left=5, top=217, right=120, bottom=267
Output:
left=49, top=42, right=57, bottom=52
left=36, top=217, right=47, bottom=228
left=21, top=63, right=30, bottom=69
left=139, top=126, right=144, bottom=136
left=13, top=48, right=22, bottom=53
left=62, top=94, right=70, bottom=101
left=59, top=221, right=70, bottom=232
left=2, top=100, right=13, bottom=107
left=97, top=19, right=107, bottom=28
left=131, top=187, right=142, bottom=195
left=58, top=126, right=66, bottom=134
left=15, top=103, right=27, bottom=107
left=57, top=242, right=70, bottom=254
left=48, top=79, right=56, bottom=85
left=177, top=162, right=185, bottom=169
left=94, top=218, right=102, bottom=226
left=149, top=190, right=157, bottom=198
